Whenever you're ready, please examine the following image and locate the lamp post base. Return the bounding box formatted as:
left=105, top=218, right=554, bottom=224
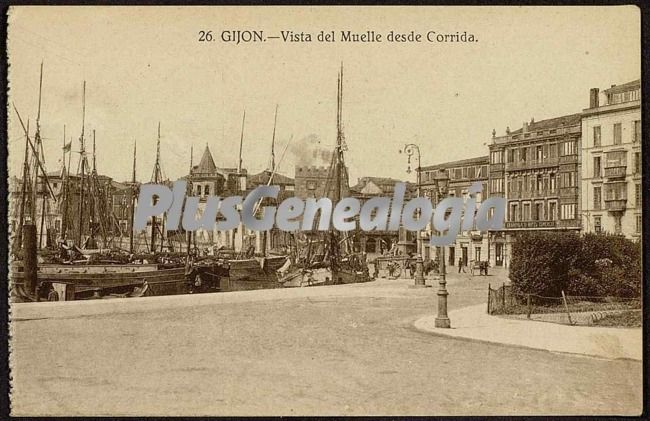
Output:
left=435, top=277, right=451, bottom=328
left=414, top=255, right=425, bottom=286
left=434, top=316, right=451, bottom=328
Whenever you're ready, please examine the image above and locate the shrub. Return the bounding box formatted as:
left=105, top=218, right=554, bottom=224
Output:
left=510, top=231, right=641, bottom=298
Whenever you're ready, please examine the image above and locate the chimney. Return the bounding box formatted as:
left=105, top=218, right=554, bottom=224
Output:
left=589, top=88, right=600, bottom=108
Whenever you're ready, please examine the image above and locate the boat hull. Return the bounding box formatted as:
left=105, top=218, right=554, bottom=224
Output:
left=11, top=264, right=189, bottom=301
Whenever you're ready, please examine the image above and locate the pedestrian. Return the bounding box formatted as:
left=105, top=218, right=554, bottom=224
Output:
left=458, top=257, right=466, bottom=273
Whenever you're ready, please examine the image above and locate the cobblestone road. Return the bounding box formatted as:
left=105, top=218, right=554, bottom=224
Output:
left=10, top=270, right=642, bottom=416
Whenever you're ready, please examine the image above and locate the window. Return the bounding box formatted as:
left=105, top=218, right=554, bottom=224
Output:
left=549, top=173, right=556, bottom=192
left=606, top=150, right=627, bottom=168
left=490, top=178, right=503, bottom=193
left=509, top=203, right=518, bottom=222
left=613, top=123, right=622, bottom=145
left=475, top=247, right=481, bottom=262
left=562, top=172, right=576, bottom=188
left=196, top=185, right=202, bottom=196
left=636, top=214, right=642, bottom=234
left=561, top=204, right=576, bottom=220
left=634, top=152, right=641, bottom=174
left=523, top=203, right=530, bottom=220
left=534, top=203, right=543, bottom=221
left=53, top=182, right=58, bottom=189
left=548, top=202, right=557, bottom=221
left=520, top=148, right=527, bottom=162
left=307, top=180, right=316, bottom=190
left=614, top=215, right=622, bottom=234
left=594, top=187, right=602, bottom=210
left=561, top=141, right=576, bottom=156
left=536, top=146, right=543, bottom=161
left=594, top=216, right=602, bottom=233
left=636, top=184, right=641, bottom=207
left=204, top=184, right=210, bottom=196
left=593, top=156, right=601, bottom=178
left=634, top=120, right=641, bottom=143
left=605, top=183, right=626, bottom=201
left=536, top=175, right=543, bottom=192
left=491, top=151, right=503, bottom=164
left=54, top=219, right=61, bottom=231
left=593, top=126, right=601, bottom=147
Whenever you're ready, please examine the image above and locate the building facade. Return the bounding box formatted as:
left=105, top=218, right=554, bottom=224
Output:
left=419, top=156, right=490, bottom=268
left=580, top=79, right=642, bottom=239
left=488, top=114, right=582, bottom=267
left=349, top=176, right=415, bottom=258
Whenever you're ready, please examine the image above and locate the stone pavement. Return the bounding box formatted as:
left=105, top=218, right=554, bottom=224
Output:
left=415, top=303, right=642, bottom=361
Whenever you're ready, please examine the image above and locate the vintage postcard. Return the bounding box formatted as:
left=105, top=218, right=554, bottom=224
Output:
left=6, top=5, right=643, bottom=416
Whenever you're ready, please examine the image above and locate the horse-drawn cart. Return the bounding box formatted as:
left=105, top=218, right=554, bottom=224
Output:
left=372, top=256, right=439, bottom=279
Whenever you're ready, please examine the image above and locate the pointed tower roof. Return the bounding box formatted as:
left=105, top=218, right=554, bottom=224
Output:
left=193, top=144, right=217, bottom=175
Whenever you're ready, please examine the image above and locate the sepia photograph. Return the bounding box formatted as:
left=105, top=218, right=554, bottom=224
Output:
left=5, top=5, right=644, bottom=416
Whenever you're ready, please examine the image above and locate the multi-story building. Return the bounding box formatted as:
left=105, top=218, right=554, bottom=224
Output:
left=247, top=168, right=295, bottom=253
left=580, top=79, right=641, bottom=239
left=349, top=176, right=415, bottom=257
left=419, top=156, right=489, bottom=267
left=488, top=114, right=582, bottom=267
left=294, top=161, right=349, bottom=201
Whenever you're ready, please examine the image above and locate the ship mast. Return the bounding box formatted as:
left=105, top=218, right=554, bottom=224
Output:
left=15, top=118, right=31, bottom=252
left=77, top=81, right=87, bottom=246
left=60, top=124, right=68, bottom=241
left=185, top=145, right=193, bottom=266
left=150, top=122, right=163, bottom=253
left=329, top=63, right=352, bottom=265
left=34, top=62, right=47, bottom=249
left=129, top=140, right=136, bottom=253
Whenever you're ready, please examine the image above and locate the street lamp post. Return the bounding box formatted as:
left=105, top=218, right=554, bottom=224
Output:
left=434, top=169, right=451, bottom=328
left=402, top=143, right=425, bottom=287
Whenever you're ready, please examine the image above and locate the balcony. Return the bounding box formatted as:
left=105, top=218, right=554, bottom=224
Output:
left=508, top=189, right=557, bottom=200
left=604, top=165, right=627, bottom=179
left=490, top=163, right=505, bottom=173
left=558, top=219, right=582, bottom=229
left=559, top=155, right=578, bottom=164
left=559, top=186, right=579, bottom=198
left=505, top=157, right=559, bottom=171
left=605, top=199, right=627, bottom=212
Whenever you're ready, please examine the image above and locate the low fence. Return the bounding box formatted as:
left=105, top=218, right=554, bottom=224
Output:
left=487, top=283, right=641, bottom=326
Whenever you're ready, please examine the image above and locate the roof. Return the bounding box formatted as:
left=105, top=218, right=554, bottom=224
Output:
left=192, top=145, right=218, bottom=175
left=248, top=169, right=294, bottom=186
left=421, top=155, right=489, bottom=171
left=510, top=113, right=582, bottom=134
left=603, top=79, right=640, bottom=95
left=350, top=176, right=416, bottom=195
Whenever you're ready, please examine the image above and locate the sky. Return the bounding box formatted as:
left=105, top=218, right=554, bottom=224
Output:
left=7, top=6, right=640, bottom=185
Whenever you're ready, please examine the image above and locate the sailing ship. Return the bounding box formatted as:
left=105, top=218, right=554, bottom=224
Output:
left=186, top=106, right=291, bottom=291
left=10, top=76, right=200, bottom=302
left=278, top=65, right=372, bottom=287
